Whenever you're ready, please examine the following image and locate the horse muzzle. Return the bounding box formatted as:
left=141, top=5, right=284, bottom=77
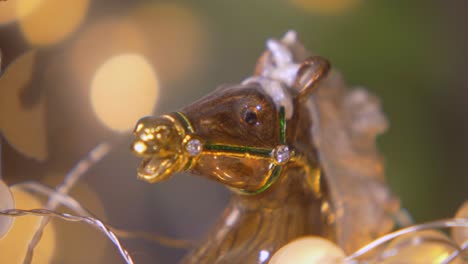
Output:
left=131, top=115, right=191, bottom=183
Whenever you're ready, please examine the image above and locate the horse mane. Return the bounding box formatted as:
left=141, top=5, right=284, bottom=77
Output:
left=310, top=71, right=400, bottom=253
left=257, top=31, right=401, bottom=253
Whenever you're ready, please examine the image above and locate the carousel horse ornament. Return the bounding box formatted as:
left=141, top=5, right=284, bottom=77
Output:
left=131, top=31, right=400, bottom=263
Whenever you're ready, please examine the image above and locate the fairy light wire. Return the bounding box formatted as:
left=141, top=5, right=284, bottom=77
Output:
left=345, top=218, right=468, bottom=262
left=3, top=180, right=468, bottom=263
left=16, top=181, right=194, bottom=248
left=442, top=240, right=468, bottom=264
left=24, top=143, right=111, bottom=264
left=0, top=208, right=134, bottom=264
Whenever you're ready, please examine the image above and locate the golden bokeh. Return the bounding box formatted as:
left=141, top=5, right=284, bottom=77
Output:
left=0, top=0, right=19, bottom=24
left=68, top=17, right=148, bottom=87
left=17, top=0, right=89, bottom=45
left=0, top=0, right=40, bottom=25
left=130, top=2, right=208, bottom=83
left=0, top=0, right=20, bottom=24
left=0, top=180, right=14, bottom=239
left=0, top=50, right=47, bottom=161
left=91, top=53, right=159, bottom=132
left=289, top=0, right=361, bottom=15
left=0, top=185, right=56, bottom=264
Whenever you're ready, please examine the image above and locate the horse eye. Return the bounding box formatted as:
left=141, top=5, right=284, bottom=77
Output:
left=243, top=110, right=258, bottom=125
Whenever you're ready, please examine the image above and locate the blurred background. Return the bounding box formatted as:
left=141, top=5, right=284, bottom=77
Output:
left=0, top=0, right=467, bottom=263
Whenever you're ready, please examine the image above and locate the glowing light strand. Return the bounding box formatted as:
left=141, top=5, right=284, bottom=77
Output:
left=16, top=181, right=194, bottom=248
left=442, top=240, right=468, bottom=264
left=1, top=131, right=465, bottom=262
left=345, top=218, right=468, bottom=263
left=0, top=209, right=134, bottom=264
left=24, top=143, right=111, bottom=264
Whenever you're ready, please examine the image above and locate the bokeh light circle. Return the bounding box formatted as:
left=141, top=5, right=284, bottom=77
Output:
left=68, top=17, right=148, bottom=88
left=0, top=50, right=48, bottom=161
left=0, top=185, right=56, bottom=263
left=17, top=0, right=90, bottom=45
left=0, top=0, right=39, bottom=25
left=0, top=0, right=19, bottom=24
left=91, top=53, right=159, bottom=132
left=0, top=0, right=44, bottom=25
left=0, top=180, right=14, bottom=240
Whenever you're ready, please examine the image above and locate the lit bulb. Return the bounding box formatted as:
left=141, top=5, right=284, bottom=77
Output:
left=269, top=236, right=346, bottom=264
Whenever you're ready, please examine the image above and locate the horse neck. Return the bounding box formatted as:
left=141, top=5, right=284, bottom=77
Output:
left=181, top=166, right=324, bottom=264
left=181, top=111, right=325, bottom=263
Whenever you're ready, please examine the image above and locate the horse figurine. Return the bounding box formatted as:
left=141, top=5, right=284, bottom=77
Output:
left=131, top=31, right=400, bottom=263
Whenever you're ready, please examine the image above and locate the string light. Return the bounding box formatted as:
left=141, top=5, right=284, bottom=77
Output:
left=0, top=208, right=134, bottom=264
left=0, top=187, right=57, bottom=264
left=23, top=143, right=110, bottom=263
left=1, top=21, right=466, bottom=264
left=0, top=141, right=192, bottom=264
left=0, top=151, right=466, bottom=263
left=345, top=219, right=468, bottom=263
left=15, top=181, right=194, bottom=249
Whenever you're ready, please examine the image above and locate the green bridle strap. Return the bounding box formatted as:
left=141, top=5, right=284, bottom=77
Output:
left=279, top=106, right=286, bottom=144
left=204, top=144, right=272, bottom=158
left=172, top=106, right=290, bottom=195
left=239, top=165, right=282, bottom=195
left=172, top=112, right=195, bottom=134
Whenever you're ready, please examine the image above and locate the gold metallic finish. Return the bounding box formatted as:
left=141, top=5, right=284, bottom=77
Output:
left=131, top=113, right=190, bottom=183
left=131, top=32, right=399, bottom=263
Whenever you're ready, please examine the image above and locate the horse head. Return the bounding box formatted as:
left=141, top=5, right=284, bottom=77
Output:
left=131, top=31, right=329, bottom=195
left=130, top=31, right=399, bottom=256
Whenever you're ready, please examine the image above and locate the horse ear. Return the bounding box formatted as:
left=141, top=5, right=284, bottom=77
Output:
left=294, top=56, right=331, bottom=100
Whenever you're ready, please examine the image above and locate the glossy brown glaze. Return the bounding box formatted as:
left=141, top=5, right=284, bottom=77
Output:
left=181, top=84, right=282, bottom=192
left=131, top=31, right=399, bottom=263
left=180, top=167, right=325, bottom=264
left=179, top=84, right=327, bottom=263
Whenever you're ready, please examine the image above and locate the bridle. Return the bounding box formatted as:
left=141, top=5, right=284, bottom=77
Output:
left=166, top=106, right=294, bottom=195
